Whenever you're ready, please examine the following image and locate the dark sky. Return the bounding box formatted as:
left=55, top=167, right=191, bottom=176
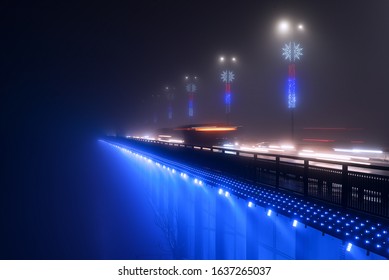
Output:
left=2, top=0, right=389, bottom=146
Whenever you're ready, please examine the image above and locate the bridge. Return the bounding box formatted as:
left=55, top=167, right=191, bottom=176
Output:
left=103, top=136, right=389, bottom=259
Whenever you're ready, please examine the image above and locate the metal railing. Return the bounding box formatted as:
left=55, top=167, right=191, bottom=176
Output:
left=118, top=137, right=389, bottom=219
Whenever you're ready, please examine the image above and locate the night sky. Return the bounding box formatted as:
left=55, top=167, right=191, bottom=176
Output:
left=2, top=0, right=389, bottom=145
left=1, top=0, right=389, bottom=259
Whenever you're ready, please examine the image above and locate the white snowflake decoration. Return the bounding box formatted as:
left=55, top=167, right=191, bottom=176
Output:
left=220, top=70, right=235, bottom=83
left=282, top=42, right=292, bottom=61
left=186, top=83, right=197, bottom=93
left=282, top=42, right=303, bottom=61
left=293, top=43, right=303, bottom=60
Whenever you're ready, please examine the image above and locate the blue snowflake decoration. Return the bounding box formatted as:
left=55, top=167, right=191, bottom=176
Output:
left=221, top=70, right=235, bottom=83
left=282, top=42, right=303, bottom=62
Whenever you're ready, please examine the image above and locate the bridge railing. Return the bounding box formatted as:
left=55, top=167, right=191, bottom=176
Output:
left=124, top=137, right=389, bottom=219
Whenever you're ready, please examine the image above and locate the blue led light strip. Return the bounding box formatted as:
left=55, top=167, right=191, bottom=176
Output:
left=101, top=139, right=389, bottom=259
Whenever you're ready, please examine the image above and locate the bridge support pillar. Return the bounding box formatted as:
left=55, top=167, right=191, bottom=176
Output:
left=276, top=157, right=280, bottom=188
left=341, top=165, right=348, bottom=208
left=303, top=160, right=309, bottom=197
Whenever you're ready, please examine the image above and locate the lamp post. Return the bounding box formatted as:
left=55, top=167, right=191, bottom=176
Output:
left=164, top=85, right=175, bottom=121
left=185, top=75, right=198, bottom=119
left=219, top=56, right=237, bottom=124
left=278, top=20, right=304, bottom=141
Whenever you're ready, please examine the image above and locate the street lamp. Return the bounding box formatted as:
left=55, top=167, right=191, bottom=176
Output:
left=278, top=20, right=290, bottom=33
left=278, top=20, right=304, bottom=141
left=219, top=55, right=237, bottom=124
left=185, top=75, right=198, bottom=119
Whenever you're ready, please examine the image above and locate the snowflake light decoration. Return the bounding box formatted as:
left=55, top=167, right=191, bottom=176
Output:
left=221, top=70, right=235, bottom=83
left=282, top=42, right=303, bottom=62
left=186, top=83, right=197, bottom=93
left=293, top=43, right=303, bottom=60
left=282, top=42, right=292, bottom=61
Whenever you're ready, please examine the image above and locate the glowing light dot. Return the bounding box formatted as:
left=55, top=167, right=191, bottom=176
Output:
left=267, top=209, right=272, bottom=217
left=248, top=201, right=253, bottom=208
left=346, top=243, right=353, bottom=252
left=293, top=220, right=298, bottom=227
left=279, top=20, right=290, bottom=33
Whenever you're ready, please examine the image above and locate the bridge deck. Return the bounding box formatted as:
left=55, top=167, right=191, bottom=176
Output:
left=104, top=137, right=389, bottom=259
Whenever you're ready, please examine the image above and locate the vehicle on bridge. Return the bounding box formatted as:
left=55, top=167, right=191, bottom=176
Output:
left=157, top=124, right=240, bottom=147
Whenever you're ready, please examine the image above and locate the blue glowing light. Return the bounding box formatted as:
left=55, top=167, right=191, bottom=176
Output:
left=188, top=99, right=194, bottom=117
left=225, top=92, right=231, bottom=105
left=346, top=243, right=353, bottom=252
left=288, top=78, right=296, bottom=108
left=168, top=106, right=173, bottom=120
left=103, top=140, right=389, bottom=259
left=221, top=70, right=235, bottom=83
